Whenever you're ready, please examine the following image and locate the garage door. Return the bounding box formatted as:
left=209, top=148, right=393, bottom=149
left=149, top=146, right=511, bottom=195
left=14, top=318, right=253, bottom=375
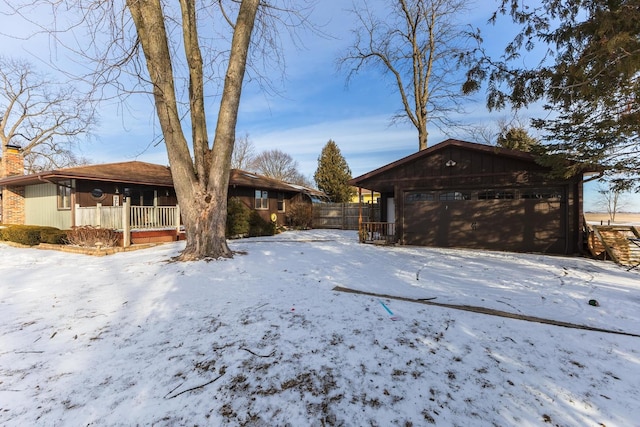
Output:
left=402, top=189, right=566, bottom=253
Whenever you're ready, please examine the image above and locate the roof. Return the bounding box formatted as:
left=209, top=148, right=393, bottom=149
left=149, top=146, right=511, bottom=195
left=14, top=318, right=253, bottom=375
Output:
left=0, top=161, right=326, bottom=198
left=350, top=138, right=540, bottom=185
left=349, top=138, right=602, bottom=187
left=0, top=161, right=174, bottom=187
left=230, top=169, right=326, bottom=197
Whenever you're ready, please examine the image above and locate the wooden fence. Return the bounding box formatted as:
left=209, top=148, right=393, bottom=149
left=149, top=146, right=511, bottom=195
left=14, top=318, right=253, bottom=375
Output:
left=312, top=203, right=380, bottom=230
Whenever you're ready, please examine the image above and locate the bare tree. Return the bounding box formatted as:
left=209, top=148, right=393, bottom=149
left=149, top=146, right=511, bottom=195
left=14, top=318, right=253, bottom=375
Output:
left=231, top=132, right=256, bottom=170
left=125, top=0, right=261, bottom=260
left=459, top=114, right=539, bottom=149
left=339, top=0, right=474, bottom=151
left=0, top=56, right=95, bottom=173
left=250, top=148, right=311, bottom=186
left=596, top=181, right=632, bottom=222
left=5, top=0, right=315, bottom=260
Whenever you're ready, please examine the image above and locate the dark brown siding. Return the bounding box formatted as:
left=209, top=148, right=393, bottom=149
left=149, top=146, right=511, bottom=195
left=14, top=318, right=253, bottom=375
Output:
left=228, top=185, right=304, bottom=224
left=75, top=180, right=177, bottom=207
left=352, top=141, right=586, bottom=255
left=402, top=190, right=567, bottom=253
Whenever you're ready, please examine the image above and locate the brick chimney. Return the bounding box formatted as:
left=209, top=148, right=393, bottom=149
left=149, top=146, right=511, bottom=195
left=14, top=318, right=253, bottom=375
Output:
left=1, top=144, right=24, bottom=178
left=1, top=144, right=26, bottom=224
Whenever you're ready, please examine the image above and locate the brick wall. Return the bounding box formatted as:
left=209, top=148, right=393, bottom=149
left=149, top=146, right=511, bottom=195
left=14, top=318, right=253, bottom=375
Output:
left=2, top=185, right=25, bottom=224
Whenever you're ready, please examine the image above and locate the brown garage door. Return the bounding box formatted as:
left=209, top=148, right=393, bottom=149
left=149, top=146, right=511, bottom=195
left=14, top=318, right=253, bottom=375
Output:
left=402, top=189, right=566, bottom=253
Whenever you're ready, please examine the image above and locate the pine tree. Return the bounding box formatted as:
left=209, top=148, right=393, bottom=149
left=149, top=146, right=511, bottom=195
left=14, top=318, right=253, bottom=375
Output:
left=314, top=140, right=354, bottom=203
left=496, top=127, right=539, bottom=152
left=465, top=0, right=640, bottom=185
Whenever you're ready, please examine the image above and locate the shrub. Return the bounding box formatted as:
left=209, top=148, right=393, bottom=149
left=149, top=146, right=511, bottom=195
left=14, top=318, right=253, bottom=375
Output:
left=0, top=225, right=64, bottom=246
left=248, top=210, right=275, bottom=237
left=285, top=201, right=313, bottom=229
left=40, top=228, right=69, bottom=244
left=226, top=197, right=250, bottom=238
left=66, top=226, right=119, bottom=248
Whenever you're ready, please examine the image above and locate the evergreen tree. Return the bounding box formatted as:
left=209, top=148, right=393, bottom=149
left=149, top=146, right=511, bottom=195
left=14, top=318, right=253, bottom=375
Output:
left=314, top=140, right=354, bottom=203
left=465, top=0, right=640, bottom=185
left=496, top=126, right=540, bottom=152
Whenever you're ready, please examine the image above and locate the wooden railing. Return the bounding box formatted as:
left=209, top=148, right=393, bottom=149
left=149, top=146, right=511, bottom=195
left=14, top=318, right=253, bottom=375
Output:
left=359, top=222, right=396, bottom=245
left=75, top=204, right=180, bottom=230
left=130, top=206, right=180, bottom=229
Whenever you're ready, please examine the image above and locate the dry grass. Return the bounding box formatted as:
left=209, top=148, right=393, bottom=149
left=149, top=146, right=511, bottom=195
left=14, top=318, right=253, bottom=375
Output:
left=585, top=212, right=640, bottom=225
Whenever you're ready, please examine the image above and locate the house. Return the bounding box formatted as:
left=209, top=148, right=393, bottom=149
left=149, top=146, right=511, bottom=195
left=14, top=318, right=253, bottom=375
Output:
left=349, top=187, right=380, bottom=204
left=349, top=139, right=597, bottom=254
left=0, top=144, right=326, bottom=242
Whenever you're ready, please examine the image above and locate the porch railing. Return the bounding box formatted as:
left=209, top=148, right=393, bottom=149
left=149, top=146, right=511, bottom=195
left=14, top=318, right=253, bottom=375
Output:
left=75, top=204, right=181, bottom=230
left=130, top=206, right=179, bottom=229
left=359, top=222, right=397, bottom=245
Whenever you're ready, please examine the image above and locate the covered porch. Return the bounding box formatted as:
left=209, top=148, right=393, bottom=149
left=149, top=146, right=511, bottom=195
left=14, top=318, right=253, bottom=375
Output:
left=354, top=187, right=397, bottom=245
left=75, top=199, right=183, bottom=246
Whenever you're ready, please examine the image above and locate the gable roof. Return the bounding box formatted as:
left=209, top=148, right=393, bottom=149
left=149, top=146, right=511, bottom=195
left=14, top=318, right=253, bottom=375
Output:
left=350, top=138, right=539, bottom=185
left=230, top=169, right=326, bottom=198
left=0, top=161, right=326, bottom=198
left=0, top=161, right=174, bottom=187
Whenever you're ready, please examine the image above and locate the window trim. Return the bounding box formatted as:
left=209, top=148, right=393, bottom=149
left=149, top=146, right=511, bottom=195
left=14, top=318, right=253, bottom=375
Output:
left=255, top=189, right=269, bottom=210
left=277, top=193, right=285, bottom=212
left=57, top=181, right=72, bottom=210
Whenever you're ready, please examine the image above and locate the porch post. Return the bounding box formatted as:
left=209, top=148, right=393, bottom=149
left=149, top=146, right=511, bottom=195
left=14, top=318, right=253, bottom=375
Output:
left=358, top=187, right=363, bottom=242
left=358, top=187, right=362, bottom=226
left=123, top=197, right=131, bottom=247
left=175, top=204, right=181, bottom=239
left=74, top=203, right=80, bottom=227
left=96, top=203, right=102, bottom=227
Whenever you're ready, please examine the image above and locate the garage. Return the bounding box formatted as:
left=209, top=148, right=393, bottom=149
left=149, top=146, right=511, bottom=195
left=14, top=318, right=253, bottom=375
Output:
left=402, top=188, right=566, bottom=253
left=350, top=139, right=592, bottom=255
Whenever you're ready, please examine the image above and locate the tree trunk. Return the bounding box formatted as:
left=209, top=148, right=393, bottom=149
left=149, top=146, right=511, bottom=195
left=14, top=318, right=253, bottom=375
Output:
left=179, top=183, right=232, bottom=260
left=126, top=0, right=260, bottom=260
left=418, top=128, right=428, bottom=151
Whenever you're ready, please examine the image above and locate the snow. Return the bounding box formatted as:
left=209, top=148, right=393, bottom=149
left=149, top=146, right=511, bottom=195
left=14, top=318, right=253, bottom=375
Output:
left=1, top=229, right=639, bottom=426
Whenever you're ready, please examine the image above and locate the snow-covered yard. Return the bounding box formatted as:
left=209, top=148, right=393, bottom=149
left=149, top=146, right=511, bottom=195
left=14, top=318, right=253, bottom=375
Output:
left=1, top=230, right=639, bottom=426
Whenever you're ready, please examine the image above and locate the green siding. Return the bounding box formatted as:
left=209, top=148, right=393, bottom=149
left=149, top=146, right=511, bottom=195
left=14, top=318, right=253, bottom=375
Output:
left=25, top=183, right=72, bottom=229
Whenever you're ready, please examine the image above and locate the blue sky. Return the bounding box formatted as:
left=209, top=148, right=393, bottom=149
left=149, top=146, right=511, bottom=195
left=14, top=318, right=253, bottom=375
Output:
left=1, top=0, right=638, bottom=211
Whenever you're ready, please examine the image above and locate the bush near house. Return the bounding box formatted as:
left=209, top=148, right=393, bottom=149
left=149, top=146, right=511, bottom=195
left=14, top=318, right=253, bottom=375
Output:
left=226, top=198, right=276, bottom=238
left=66, top=226, right=119, bottom=248
left=285, top=200, right=313, bottom=229
left=226, top=197, right=251, bottom=238
left=0, top=225, right=67, bottom=246
left=248, top=210, right=276, bottom=237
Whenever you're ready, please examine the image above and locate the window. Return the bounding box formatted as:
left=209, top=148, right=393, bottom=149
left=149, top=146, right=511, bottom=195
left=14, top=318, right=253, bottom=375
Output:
left=277, top=193, right=285, bottom=212
left=478, top=190, right=515, bottom=200
left=255, top=190, right=269, bottom=209
left=520, top=189, right=563, bottom=200
left=439, top=191, right=470, bottom=201
left=91, top=188, right=106, bottom=201
left=405, top=192, right=435, bottom=203
left=57, top=180, right=71, bottom=210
